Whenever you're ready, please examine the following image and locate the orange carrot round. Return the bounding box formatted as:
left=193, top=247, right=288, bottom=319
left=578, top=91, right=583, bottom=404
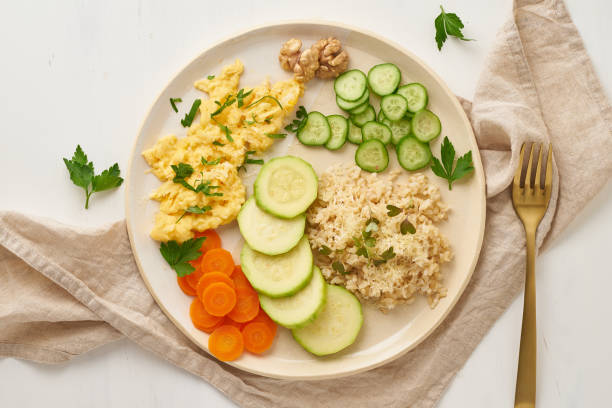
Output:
left=232, top=266, right=253, bottom=290
left=242, top=322, right=275, bottom=354
left=250, top=309, right=277, bottom=337
left=185, top=265, right=204, bottom=290
left=177, top=276, right=196, bottom=296
left=221, top=317, right=245, bottom=331
left=189, top=298, right=223, bottom=331
left=227, top=287, right=260, bottom=323
left=201, top=248, right=235, bottom=276
left=208, top=325, right=244, bottom=361
left=202, top=282, right=237, bottom=316
left=196, top=272, right=235, bottom=301
left=194, top=229, right=222, bottom=254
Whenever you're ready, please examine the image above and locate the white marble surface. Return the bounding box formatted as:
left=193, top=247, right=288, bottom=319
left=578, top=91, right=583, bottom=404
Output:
left=0, top=1, right=610, bottom=407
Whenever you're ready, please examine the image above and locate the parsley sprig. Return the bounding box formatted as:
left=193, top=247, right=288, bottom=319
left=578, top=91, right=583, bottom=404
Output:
left=434, top=5, right=474, bottom=51
left=160, top=237, right=206, bottom=277
left=63, top=145, right=123, bottom=209
left=284, top=106, right=308, bottom=133
left=171, top=163, right=223, bottom=196
left=431, top=136, right=474, bottom=190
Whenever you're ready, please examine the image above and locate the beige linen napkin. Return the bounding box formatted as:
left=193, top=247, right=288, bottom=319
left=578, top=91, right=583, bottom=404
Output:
left=1, top=0, right=611, bottom=406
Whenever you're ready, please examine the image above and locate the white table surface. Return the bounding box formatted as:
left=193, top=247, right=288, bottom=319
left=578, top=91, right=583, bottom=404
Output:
left=1, top=1, right=610, bottom=407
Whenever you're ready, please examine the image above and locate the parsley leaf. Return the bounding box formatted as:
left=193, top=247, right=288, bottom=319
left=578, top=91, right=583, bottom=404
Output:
left=176, top=205, right=212, bottom=223
left=63, top=145, right=123, bottom=209
left=236, top=88, right=253, bottom=108
left=284, top=106, right=308, bottom=133
left=434, top=5, right=474, bottom=51
left=159, top=237, right=206, bottom=277
left=181, top=99, right=201, bottom=127
left=169, top=98, right=182, bottom=113
left=400, top=219, right=417, bottom=235
left=171, top=164, right=223, bottom=196
left=431, top=136, right=474, bottom=189
left=386, top=204, right=402, bottom=217
left=207, top=75, right=215, bottom=80
left=266, top=133, right=287, bottom=139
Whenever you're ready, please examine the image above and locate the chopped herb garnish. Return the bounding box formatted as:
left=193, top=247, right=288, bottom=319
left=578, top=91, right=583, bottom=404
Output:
left=246, top=158, right=264, bottom=165
left=266, top=133, right=287, bottom=139
left=218, top=123, right=234, bottom=142
left=213, top=141, right=225, bottom=147
left=238, top=151, right=264, bottom=172
left=264, top=116, right=272, bottom=123
left=318, top=245, right=332, bottom=256
left=364, top=217, right=379, bottom=233
left=332, top=261, right=347, bottom=274
left=374, top=246, right=396, bottom=266
left=171, top=163, right=223, bottom=196
left=245, top=95, right=284, bottom=110
left=210, top=95, right=236, bottom=118
left=244, top=114, right=259, bottom=126
left=181, top=99, right=201, bottom=127
left=400, top=219, right=416, bottom=235
left=176, top=205, right=212, bottom=223
left=430, top=136, right=474, bottom=190
left=207, top=75, right=215, bottom=80
left=236, top=88, right=253, bottom=108
left=201, top=157, right=221, bottom=166
left=159, top=237, right=206, bottom=277
left=284, top=106, right=307, bottom=133
left=386, top=205, right=402, bottom=217
left=169, top=98, right=182, bottom=113
left=356, top=247, right=369, bottom=259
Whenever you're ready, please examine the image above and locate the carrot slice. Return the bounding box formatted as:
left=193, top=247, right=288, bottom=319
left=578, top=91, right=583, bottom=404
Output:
left=194, top=229, right=222, bottom=254
left=201, top=248, right=235, bottom=276
left=177, top=276, right=196, bottom=296
left=242, top=322, right=275, bottom=354
left=250, top=309, right=277, bottom=337
left=232, top=266, right=253, bottom=290
left=227, top=287, right=260, bottom=323
left=208, top=325, right=244, bottom=361
left=221, top=317, right=245, bottom=331
left=185, top=264, right=204, bottom=290
left=202, top=282, right=237, bottom=316
left=190, top=298, right=223, bottom=331
left=196, top=272, right=235, bottom=301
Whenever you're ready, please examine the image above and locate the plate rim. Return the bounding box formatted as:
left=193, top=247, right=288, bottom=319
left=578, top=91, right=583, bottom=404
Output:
left=125, top=20, right=486, bottom=380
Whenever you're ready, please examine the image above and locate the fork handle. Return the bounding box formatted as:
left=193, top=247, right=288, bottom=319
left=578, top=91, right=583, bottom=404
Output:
left=514, top=227, right=537, bottom=407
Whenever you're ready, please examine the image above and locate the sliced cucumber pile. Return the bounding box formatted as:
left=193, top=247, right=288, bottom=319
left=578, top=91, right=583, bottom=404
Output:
left=350, top=105, right=376, bottom=127
left=254, top=156, right=318, bottom=219
left=347, top=121, right=363, bottom=144
left=380, top=94, right=408, bottom=121
left=292, top=284, right=363, bottom=356
left=381, top=117, right=411, bottom=146
left=336, top=89, right=369, bottom=111
left=259, top=266, right=326, bottom=329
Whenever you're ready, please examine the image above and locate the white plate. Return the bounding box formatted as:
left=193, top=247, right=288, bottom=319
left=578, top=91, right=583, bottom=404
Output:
left=125, top=21, right=486, bottom=380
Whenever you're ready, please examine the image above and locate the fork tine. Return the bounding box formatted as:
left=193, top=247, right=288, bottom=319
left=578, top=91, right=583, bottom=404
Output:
left=534, top=143, right=543, bottom=191
left=545, top=143, right=553, bottom=190
left=524, top=143, right=535, bottom=190
left=514, top=144, right=526, bottom=188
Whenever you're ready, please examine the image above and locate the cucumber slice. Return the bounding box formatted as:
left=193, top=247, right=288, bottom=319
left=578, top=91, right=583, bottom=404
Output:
left=325, top=115, right=348, bottom=150
left=367, top=63, right=401, bottom=96
left=397, top=83, right=428, bottom=113
left=350, top=105, right=375, bottom=127
left=292, top=284, right=363, bottom=356
left=380, top=94, right=408, bottom=121
left=377, top=109, right=386, bottom=123
left=336, top=89, right=369, bottom=111
left=349, top=102, right=369, bottom=115
left=254, top=156, right=318, bottom=219
left=411, top=109, right=441, bottom=142
left=297, top=112, right=331, bottom=146
left=362, top=121, right=392, bottom=145
left=396, top=136, right=432, bottom=171
left=259, top=266, right=326, bottom=329
left=241, top=236, right=313, bottom=298
left=347, top=121, right=363, bottom=144
left=237, top=197, right=305, bottom=255
left=381, top=117, right=412, bottom=146
left=334, top=70, right=367, bottom=102
left=355, top=139, right=388, bottom=173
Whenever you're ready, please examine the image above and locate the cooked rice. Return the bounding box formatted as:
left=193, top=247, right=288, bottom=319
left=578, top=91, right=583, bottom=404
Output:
left=306, top=163, right=452, bottom=311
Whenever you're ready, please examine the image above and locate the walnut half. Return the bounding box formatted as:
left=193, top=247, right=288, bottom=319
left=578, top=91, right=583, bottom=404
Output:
left=278, top=37, right=349, bottom=82
left=312, top=37, right=349, bottom=79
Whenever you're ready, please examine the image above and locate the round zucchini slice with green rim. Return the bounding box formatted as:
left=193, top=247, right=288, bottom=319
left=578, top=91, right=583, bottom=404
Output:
left=254, top=155, right=318, bottom=219
left=336, top=89, right=369, bottom=111
left=381, top=117, right=412, bottom=146
left=355, top=139, right=389, bottom=173
left=349, top=105, right=376, bottom=127
left=297, top=111, right=331, bottom=146
left=397, top=83, right=428, bottom=113
left=367, top=63, right=401, bottom=96
left=241, top=236, right=313, bottom=298
left=325, top=115, right=348, bottom=150
left=380, top=94, right=408, bottom=121
left=237, top=197, right=305, bottom=255
left=411, top=109, right=441, bottom=142
left=292, top=284, right=363, bottom=356
left=396, top=136, right=432, bottom=171
left=259, top=266, right=327, bottom=329
left=334, top=69, right=367, bottom=102
left=347, top=121, right=363, bottom=144
left=348, top=101, right=369, bottom=115
left=361, top=121, right=392, bottom=145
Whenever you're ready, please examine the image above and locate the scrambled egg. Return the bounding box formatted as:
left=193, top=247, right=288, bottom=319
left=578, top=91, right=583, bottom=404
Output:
left=142, top=60, right=304, bottom=242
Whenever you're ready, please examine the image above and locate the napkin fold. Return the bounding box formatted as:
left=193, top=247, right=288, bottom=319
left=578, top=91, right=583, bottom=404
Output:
left=1, top=0, right=611, bottom=407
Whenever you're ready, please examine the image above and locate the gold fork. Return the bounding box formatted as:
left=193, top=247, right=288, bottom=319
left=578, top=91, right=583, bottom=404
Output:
left=512, top=143, right=553, bottom=408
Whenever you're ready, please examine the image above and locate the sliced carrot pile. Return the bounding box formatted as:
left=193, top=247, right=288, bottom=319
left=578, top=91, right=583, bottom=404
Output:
left=177, top=276, right=196, bottom=296
left=208, top=325, right=244, bottom=361
left=201, top=248, right=235, bottom=276
left=202, top=282, right=237, bottom=316
left=227, top=287, right=260, bottom=323
left=242, top=322, right=275, bottom=354
left=194, top=229, right=222, bottom=254
left=196, top=272, right=235, bottom=301
left=190, top=298, right=223, bottom=332
left=185, top=264, right=204, bottom=290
